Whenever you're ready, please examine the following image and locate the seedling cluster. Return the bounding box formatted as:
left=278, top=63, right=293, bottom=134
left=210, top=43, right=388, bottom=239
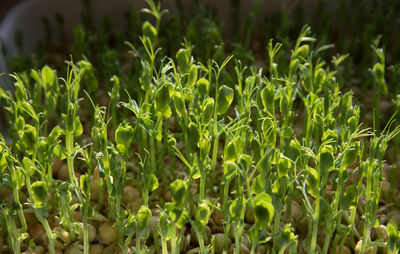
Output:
left=1, top=0, right=400, bottom=254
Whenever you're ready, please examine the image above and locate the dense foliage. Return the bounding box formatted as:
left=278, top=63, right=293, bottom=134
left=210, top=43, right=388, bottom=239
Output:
left=1, top=0, right=400, bottom=254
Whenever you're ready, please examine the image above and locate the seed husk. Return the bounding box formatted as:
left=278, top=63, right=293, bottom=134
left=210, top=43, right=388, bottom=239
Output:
left=28, top=223, right=45, bottom=244
left=98, top=222, right=119, bottom=244
left=354, top=239, right=377, bottom=254
left=213, top=233, right=229, bottom=254
left=123, top=185, right=140, bottom=204
left=89, top=244, right=105, bottom=254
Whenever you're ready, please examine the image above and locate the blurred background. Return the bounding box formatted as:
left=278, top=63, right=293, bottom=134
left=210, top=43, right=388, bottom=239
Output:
left=0, top=0, right=19, bottom=21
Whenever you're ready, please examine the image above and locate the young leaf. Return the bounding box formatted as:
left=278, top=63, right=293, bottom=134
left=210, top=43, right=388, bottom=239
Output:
left=293, top=44, right=309, bottom=59
left=41, top=65, right=55, bottom=88
left=319, top=145, right=334, bottom=180
left=173, top=92, right=186, bottom=116
left=197, top=78, right=209, bottom=98
left=260, top=86, right=274, bottom=114
left=253, top=192, right=274, bottom=228
left=386, top=220, right=400, bottom=251
left=115, top=121, right=135, bottom=155
left=216, top=85, right=234, bottom=115
left=31, top=181, right=48, bottom=208
left=155, top=84, right=171, bottom=112
left=170, top=179, right=187, bottom=209
left=202, top=98, right=214, bottom=124
left=277, top=156, right=291, bottom=178
left=21, top=125, right=37, bottom=154
left=137, top=206, right=152, bottom=230
left=188, top=122, right=200, bottom=148
left=196, top=201, right=211, bottom=226
left=142, top=21, right=157, bottom=43
left=342, top=144, right=359, bottom=168
left=176, top=48, right=189, bottom=73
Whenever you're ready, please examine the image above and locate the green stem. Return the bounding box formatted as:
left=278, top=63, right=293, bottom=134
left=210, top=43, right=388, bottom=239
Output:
left=196, top=228, right=206, bottom=254
left=123, top=232, right=134, bottom=254
left=310, top=193, right=320, bottom=254
left=136, top=235, right=142, bottom=254
left=36, top=213, right=55, bottom=254
left=82, top=213, right=89, bottom=254
left=161, top=235, right=168, bottom=254
left=330, top=165, right=345, bottom=251
left=222, top=181, right=230, bottom=250
left=199, top=170, right=206, bottom=201
left=97, top=178, right=104, bottom=211
left=272, top=204, right=282, bottom=253
left=250, top=229, right=258, bottom=254
left=9, top=162, right=27, bottom=232
left=170, top=228, right=177, bottom=254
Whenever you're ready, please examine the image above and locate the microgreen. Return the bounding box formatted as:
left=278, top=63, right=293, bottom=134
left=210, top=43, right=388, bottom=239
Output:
left=1, top=1, right=400, bottom=254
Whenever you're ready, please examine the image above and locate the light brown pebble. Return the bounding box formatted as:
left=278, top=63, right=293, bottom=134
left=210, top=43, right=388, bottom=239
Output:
left=355, top=239, right=377, bottom=254
left=214, top=233, right=229, bottom=254
left=229, top=243, right=250, bottom=254
left=211, top=209, right=224, bottom=226
left=335, top=245, right=351, bottom=254
left=28, top=223, right=45, bottom=244
left=90, top=244, right=105, bottom=254
left=123, top=185, right=140, bottom=204
left=98, top=222, right=119, bottom=245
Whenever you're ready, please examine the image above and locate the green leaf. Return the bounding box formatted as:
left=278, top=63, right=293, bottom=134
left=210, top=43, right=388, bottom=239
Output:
left=238, top=154, right=252, bottom=172
left=224, top=139, right=237, bottom=162
left=73, top=117, right=83, bottom=136
left=289, top=59, right=299, bottom=76
left=342, top=185, right=358, bottom=210
left=21, top=102, right=38, bottom=122
left=41, top=65, right=55, bottom=88
left=196, top=201, right=211, bottom=226
left=293, top=44, right=309, bottom=59
left=272, top=179, right=279, bottom=193
left=253, top=192, right=274, bottom=228
left=280, top=93, right=289, bottom=117
left=188, top=122, right=200, bottom=148
left=314, top=68, right=325, bottom=88
left=155, top=84, right=171, bottom=112
left=386, top=220, right=400, bottom=251
left=149, top=174, right=159, bottom=191
left=197, top=78, right=209, bottom=98
left=48, top=126, right=62, bottom=145
left=176, top=48, right=189, bottom=73
left=16, top=116, right=25, bottom=132
left=176, top=209, right=189, bottom=229
left=142, top=21, right=157, bottom=43
left=305, top=166, right=318, bottom=198
left=54, top=145, right=67, bottom=160
left=318, top=198, right=331, bottom=223
left=80, top=175, right=90, bottom=198
left=277, top=157, right=291, bottom=178
left=342, top=144, right=358, bottom=168
left=137, top=206, right=152, bottom=230
left=202, top=98, right=214, bottom=124
left=319, top=145, right=334, bottom=180
left=22, top=157, right=36, bottom=177
left=187, top=65, right=198, bottom=88
left=261, top=86, right=274, bottom=113
left=229, top=198, right=243, bottom=222
left=251, top=175, right=264, bottom=194
left=115, top=121, right=135, bottom=155
left=170, top=179, right=187, bottom=209
left=262, top=118, right=276, bottom=146
left=21, top=125, right=37, bottom=154
left=31, top=181, right=48, bottom=208
left=173, top=92, right=186, bottom=116
left=216, top=85, right=234, bottom=115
